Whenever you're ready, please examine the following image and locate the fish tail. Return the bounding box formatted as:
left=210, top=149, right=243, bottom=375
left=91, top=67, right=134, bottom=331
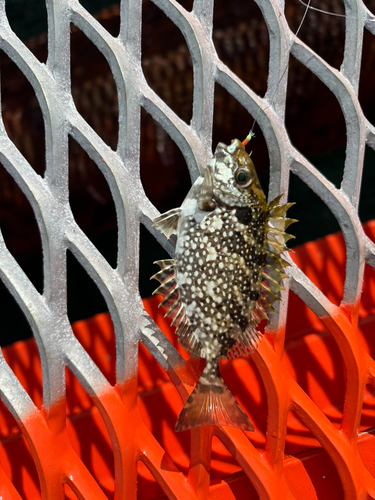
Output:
left=175, top=372, right=254, bottom=432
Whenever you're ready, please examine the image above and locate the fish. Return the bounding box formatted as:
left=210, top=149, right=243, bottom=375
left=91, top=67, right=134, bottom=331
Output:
left=151, top=136, right=296, bottom=432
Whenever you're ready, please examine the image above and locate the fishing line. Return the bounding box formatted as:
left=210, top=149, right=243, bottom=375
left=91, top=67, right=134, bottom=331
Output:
left=245, top=0, right=375, bottom=143
left=245, top=0, right=313, bottom=141
left=244, top=0, right=374, bottom=144
left=297, top=0, right=372, bottom=19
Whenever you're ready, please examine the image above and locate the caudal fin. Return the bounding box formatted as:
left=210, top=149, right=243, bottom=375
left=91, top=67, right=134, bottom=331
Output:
left=175, top=378, right=254, bottom=432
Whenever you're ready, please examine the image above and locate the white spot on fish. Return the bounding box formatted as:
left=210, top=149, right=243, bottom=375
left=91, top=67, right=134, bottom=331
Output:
left=178, top=272, right=187, bottom=285
left=207, top=247, right=217, bottom=261
left=206, top=281, right=215, bottom=295
left=182, top=198, right=197, bottom=216
left=186, top=301, right=196, bottom=315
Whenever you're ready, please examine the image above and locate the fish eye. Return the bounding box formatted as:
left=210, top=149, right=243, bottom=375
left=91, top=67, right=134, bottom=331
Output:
left=235, top=169, right=251, bottom=187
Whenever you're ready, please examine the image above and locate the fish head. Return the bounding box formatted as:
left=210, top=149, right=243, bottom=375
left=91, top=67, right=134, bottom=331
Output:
left=199, top=139, right=266, bottom=210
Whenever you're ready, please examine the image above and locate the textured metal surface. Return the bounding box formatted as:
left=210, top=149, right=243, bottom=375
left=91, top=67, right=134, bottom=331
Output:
left=0, top=0, right=375, bottom=498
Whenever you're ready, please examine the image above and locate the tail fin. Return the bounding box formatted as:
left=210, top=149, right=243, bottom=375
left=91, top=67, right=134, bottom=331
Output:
left=175, top=377, right=254, bottom=432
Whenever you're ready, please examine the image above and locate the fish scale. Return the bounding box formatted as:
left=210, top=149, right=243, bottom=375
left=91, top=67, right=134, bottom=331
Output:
left=151, top=137, right=296, bottom=432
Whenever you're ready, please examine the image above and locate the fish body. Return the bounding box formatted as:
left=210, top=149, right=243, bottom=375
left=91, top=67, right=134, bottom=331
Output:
left=152, top=139, right=295, bottom=432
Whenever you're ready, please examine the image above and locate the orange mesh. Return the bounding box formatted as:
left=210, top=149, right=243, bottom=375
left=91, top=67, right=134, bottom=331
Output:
left=1, top=222, right=375, bottom=499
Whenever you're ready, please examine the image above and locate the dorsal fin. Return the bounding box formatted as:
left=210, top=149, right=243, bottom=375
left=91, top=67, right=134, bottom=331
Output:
left=227, top=196, right=296, bottom=359
left=151, top=260, right=203, bottom=356
left=153, top=208, right=182, bottom=239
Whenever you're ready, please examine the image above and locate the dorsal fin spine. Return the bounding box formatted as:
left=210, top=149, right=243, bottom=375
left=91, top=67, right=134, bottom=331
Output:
left=227, top=197, right=296, bottom=360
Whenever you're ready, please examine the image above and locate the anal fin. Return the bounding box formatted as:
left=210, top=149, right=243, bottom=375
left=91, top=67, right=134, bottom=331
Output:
left=226, top=324, right=261, bottom=359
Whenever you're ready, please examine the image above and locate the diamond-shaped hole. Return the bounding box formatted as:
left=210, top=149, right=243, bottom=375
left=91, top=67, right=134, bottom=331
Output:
left=0, top=419, right=41, bottom=499
left=0, top=348, right=42, bottom=498
left=64, top=482, right=79, bottom=499
left=358, top=384, right=375, bottom=479
left=79, top=2, right=120, bottom=37
left=0, top=51, right=46, bottom=175
left=137, top=460, right=166, bottom=500
left=211, top=435, right=242, bottom=480
left=287, top=203, right=345, bottom=304
left=5, top=0, right=47, bottom=45
left=359, top=28, right=375, bottom=124
left=0, top=275, right=33, bottom=346
left=284, top=0, right=345, bottom=69
left=286, top=409, right=318, bottom=454
left=67, top=255, right=117, bottom=386
left=70, top=312, right=116, bottom=386
left=285, top=294, right=346, bottom=428
left=213, top=0, right=269, bottom=97
left=138, top=342, right=190, bottom=475
left=67, top=251, right=119, bottom=376
left=68, top=136, right=117, bottom=269
left=287, top=171, right=341, bottom=248
left=359, top=261, right=375, bottom=358
left=65, top=366, right=115, bottom=498
left=359, top=384, right=375, bottom=432
left=142, top=1, right=193, bottom=123
left=211, top=433, right=260, bottom=499
left=286, top=55, right=347, bottom=162
left=140, top=109, right=192, bottom=214
left=359, top=146, right=375, bottom=225
left=221, top=356, right=268, bottom=448
left=71, top=23, right=119, bottom=150
left=175, top=0, right=193, bottom=10
left=0, top=163, right=43, bottom=298
left=285, top=411, right=344, bottom=499
left=2, top=338, right=44, bottom=412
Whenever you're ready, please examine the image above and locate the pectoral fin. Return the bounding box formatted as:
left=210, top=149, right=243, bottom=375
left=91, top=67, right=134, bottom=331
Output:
left=153, top=208, right=182, bottom=238
left=151, top=260, right=202, bottom=357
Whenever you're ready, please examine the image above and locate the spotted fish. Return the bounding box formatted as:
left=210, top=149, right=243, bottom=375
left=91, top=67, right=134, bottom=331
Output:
left=151, top=137, right=296, bottom=432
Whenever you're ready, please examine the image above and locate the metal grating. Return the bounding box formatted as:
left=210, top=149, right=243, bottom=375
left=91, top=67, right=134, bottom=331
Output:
left=0, top=0, right=375, bottom=498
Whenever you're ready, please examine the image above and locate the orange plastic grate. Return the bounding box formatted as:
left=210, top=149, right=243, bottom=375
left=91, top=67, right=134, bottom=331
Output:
left=1, top=222, right=375, bottom=499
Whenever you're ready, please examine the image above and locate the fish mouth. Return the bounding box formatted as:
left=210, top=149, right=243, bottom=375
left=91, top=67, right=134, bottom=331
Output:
left=217, top=139, right=243, bottom=156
